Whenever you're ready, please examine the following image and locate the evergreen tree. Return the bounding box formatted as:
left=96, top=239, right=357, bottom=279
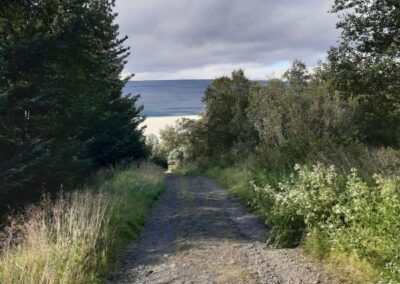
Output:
left=0, top=0, right=147, bottom=207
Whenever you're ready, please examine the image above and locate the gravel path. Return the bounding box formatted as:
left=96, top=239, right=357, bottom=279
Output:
left=108, top=175, right=338, bottom=284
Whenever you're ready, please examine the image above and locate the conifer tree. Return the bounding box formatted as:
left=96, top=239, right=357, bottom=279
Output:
left=0, top=0, right=147, bottom=206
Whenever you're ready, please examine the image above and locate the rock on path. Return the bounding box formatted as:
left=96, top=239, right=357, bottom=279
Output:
left=108, top=175, right=338, bottom=284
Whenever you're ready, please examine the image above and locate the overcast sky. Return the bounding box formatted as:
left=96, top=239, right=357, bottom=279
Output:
left=114, top=0, right=339, bottom=80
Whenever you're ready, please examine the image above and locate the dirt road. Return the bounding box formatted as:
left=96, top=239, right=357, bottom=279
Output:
left=108, top=175, right=338, bottom=284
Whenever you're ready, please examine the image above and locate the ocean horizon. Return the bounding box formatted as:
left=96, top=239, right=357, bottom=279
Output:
left=123, top=79, right=211, bottom=117
left=123, top=79, right=267, bottom=117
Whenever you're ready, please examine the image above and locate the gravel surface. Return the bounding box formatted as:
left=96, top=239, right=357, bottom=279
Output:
left=108, top=175, right=339, bottom=284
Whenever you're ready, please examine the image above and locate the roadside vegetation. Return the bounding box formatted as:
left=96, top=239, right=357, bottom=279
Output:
left=0, top=163, right=165, bottom=284
left=0, top=1, right=171, bottom=282
left=150, top=0, right=400, bottom=282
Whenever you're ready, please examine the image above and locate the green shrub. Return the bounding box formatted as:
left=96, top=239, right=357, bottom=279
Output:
left=146, top=135, right=168, bottom=168
left=251, top=164, right=400, bottom=282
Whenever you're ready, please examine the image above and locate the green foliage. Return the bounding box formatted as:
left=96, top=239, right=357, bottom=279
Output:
left=145, top=134, right=168, bottom=168
left=159, top=118, right=203, bottom=169
left=248, top=64, right=357, bottom=171
left=0, top=0, right=147, bottom=208
left=160, top=63, right=365, bottom=174
left=0, top=163, right=165, bottom=283
left=200, top=70, right=257, bottom=159
left=250, top=164, right=400, bottom=282
left=283, top=59, right=310, bottom=94
left=159, top=61, right=398, bottom=175
left=328, top=0, right=400, bottom=146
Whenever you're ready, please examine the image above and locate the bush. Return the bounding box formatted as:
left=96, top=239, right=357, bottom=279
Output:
left=146, top=134, right=168, bottom=168
left=251, top=164, right=400, bottom=282
left=0, top=163, right=165, bottom=283
left=247, top=62, right=357, bottom=172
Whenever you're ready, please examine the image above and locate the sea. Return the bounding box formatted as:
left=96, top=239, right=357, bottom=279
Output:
left=123, top=80, right=212, bottom=117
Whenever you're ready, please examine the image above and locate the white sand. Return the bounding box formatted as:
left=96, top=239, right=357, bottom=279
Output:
left=142, top=115, right=199, bottom=136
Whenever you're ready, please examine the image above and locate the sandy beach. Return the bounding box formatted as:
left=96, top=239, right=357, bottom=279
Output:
left=143, top=115, right=199, bottom=136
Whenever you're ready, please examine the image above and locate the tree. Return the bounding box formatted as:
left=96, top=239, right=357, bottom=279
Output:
left=159, top=118, right=200, bottom=168
left=328, top=0, right=400, bottom=146
left=0, top=0, right=147, bottom=207
left=201, top=70, right=256, bottom=158
left=283, top=59, right=310, bottom=94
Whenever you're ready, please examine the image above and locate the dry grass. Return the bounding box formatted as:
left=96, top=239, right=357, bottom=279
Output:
left=0, top=163, right=165, bottom=284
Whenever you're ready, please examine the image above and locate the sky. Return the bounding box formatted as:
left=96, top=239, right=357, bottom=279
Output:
left=114, top=0, right=339, bottom=80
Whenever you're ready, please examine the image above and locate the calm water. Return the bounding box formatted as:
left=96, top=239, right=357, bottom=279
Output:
left=123, top=80, right=212, bottom=116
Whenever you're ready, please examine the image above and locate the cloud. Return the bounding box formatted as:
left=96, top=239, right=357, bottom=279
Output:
left=114, top=0, right=338, bottom=80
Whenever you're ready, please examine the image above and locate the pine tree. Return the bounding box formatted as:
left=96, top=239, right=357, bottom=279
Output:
left=0, top=0, right=147, bottom=208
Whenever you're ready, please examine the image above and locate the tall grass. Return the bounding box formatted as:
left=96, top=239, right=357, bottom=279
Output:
left=0, top=163, right=165, bottom=284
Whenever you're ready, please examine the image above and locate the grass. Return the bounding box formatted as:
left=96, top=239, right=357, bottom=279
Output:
left=303, top=230, right=378, bottom=283
left=0, top=163, right=165, bottom=284
left=205, top=166, right=253, bottom=203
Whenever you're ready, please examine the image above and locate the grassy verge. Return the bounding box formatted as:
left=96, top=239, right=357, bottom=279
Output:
left=195, top=164, right=399, bottom=283
left=205, top=166, right=253, bottom=203
left=0, top=163, right=165, bottom=283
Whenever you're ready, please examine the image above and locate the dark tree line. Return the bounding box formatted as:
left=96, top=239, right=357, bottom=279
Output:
left=0, top=0, right=147, bottom=209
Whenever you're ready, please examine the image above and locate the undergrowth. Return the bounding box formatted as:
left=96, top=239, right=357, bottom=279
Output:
left=0, top=163, right=165, bottom=284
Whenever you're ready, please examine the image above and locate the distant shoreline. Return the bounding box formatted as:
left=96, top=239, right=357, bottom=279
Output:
left=143, top=115, right=199, bottom=136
